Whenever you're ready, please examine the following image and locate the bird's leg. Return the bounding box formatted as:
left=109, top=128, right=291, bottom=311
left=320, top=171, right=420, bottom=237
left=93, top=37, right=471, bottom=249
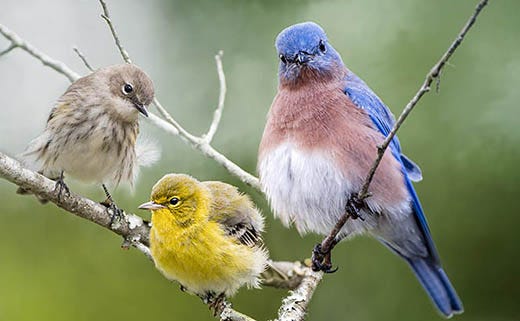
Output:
left=345, top=193, right=366, bottom=221
left=312, top=238, right=340, bottom=273
left=53, top=171, right=70, bottom=200
left=100, top=184, right=124, bottom=224
left=202, top=292, right=227, bottom=316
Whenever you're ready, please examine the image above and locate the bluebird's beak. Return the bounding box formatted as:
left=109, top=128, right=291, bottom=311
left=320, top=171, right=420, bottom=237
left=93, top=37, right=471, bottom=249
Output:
left=134, top=103, right=149, bottom=117
left=295, top=51, right=313, bottom=65
left=138, top=201, right=166, bottom=210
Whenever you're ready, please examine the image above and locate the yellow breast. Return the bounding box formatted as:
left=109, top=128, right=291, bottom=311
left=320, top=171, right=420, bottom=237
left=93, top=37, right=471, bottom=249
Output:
left=150, top=209, right=258, bottom=296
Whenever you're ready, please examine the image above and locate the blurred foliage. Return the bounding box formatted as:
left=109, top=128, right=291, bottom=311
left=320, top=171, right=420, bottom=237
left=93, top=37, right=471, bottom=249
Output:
left=0, top=0, right=519, bottom=320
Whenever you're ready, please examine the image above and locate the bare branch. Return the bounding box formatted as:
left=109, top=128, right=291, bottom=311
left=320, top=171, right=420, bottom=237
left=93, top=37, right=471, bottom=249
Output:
left=0, top=152, right=150, bottom=250
left=358, top=0, right=489, bottom=200
left=275, top=269, right=323, bottom=321
left=98, top=0, right=132, bottom=63
left=73, top=47, right=94, bottom=71
left=147, top=114, right=261, bottom=189
left=96, top=1, right=259, bottom=189
left=318, top=0, right=491, bottom=256
left=262, top=260, right=309, bottom=290
left=204, top=50, right=227, bottom=143
left=0, top=152, right=302, bottom=320
left=0, top=43, right=16, bottom=56
left=0, top=23, right=80, bottom=82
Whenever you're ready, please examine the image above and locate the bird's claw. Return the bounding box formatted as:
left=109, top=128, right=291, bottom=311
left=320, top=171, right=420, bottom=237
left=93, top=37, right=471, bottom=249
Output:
left=346, top=194, right=365, bottom=221
left=203, top=292, right=226, bottom=316
left=53, top=174, right=70, bottom=200
left=100, top=198, right=125, bottom=225
left=108, top=202, right=124, bottom=225
left=311, top=243, right=339, bottom=273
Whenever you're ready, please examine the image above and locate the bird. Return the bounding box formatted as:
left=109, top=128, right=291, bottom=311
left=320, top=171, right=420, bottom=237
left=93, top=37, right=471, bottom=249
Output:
left=258, top=22, right=463, bottom=317
left=18, top=64, right=158, bottom=210
left=138, top=174, right=268, bottom=309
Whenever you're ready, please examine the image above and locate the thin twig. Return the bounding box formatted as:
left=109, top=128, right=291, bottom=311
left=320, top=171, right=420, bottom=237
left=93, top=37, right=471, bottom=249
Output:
left=97, top=0, right=259, bottom=189
left=99, top=0, right=132, bottom=63
left=0, top=23, right=80, bottom=82
left=204, top=50, right=227, bottom=143
left=0, top=43, right=16, bottom=56
left=358, top=0, right=489, bottom=200
left=147, top=114, right=260, bottom=189
left=0, top=21, right=260, bottom=190
left=73, top=47, right=94, bottom=71
left=319, top=0, right=490, bottom=254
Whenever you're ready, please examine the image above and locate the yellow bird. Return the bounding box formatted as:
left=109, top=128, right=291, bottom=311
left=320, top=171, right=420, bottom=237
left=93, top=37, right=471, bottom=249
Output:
left=138, top=173, right=268, bottom=303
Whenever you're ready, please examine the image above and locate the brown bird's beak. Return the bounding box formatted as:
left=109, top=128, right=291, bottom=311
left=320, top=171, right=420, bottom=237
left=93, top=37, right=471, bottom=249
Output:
left=134, top=103, right=149, bottom=117
left=138, top=201, right=166, bottom=210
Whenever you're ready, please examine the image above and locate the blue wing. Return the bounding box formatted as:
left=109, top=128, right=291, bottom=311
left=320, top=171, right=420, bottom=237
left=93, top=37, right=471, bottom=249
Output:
left=343, top=70, right=437, bottom=260
left=344, top=72, right=422, bottom=182
left=344, top=71, right=463, bottom=316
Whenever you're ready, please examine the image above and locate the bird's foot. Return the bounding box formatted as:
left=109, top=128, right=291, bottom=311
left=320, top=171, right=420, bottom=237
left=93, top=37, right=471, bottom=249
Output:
left=311, top=243, right=338, bottom=273
left=202, top=292, right=227, bottom=316
left=108, top=202, right=125, bottom=225
left=53, top=173, right=70, bottom=201
left=100, top=197, right=124, bottom=225
left=100, top=184, right=125, bottom=225
left=346, top=193, right=366, bottom=221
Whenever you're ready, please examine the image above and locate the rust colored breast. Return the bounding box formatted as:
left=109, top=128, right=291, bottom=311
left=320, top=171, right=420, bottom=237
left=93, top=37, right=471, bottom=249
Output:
left=259, top=76, right=408, bottom=208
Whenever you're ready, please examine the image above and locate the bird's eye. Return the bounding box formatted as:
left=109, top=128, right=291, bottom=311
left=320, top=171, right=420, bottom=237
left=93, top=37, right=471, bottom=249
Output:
left=169, top=197, right=180, bottom=206
left=279, top=54, right=287, bottom=64
left=122, top=83, right=133, bottom=95
left=319, top=40, right=327, bottom=53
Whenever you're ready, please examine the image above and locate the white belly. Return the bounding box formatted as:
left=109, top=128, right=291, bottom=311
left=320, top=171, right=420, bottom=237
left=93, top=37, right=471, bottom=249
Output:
left=258, top=142, right=378, bottom=237
left=56, top=136, right=123, bottom=184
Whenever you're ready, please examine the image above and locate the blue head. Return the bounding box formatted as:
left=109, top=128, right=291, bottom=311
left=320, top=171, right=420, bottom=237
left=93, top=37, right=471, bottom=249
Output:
left=275, top=22, right=344, bottom=85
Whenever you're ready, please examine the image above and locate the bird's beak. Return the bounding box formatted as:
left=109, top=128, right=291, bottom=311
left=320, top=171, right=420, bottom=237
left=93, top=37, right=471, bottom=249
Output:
left=138, top=201, right=166, bottom=210
left=134, top=103, right=149, bottom=117
left=295, top=51, right=313, bottom=65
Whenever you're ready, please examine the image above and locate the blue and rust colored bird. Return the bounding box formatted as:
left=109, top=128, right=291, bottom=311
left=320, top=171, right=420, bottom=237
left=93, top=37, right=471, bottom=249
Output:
left=258, top=22, right=463, bottom=317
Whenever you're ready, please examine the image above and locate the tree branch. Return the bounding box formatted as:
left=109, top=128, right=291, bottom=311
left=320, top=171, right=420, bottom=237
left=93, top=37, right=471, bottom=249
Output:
left=96, top=0, right=259, bottom=189
left=73, top=46, right=95, bottom=71
left=318, top=0, right=490, bottom=255
left=275, top=269, right=323, bottom=321
left=358, top=0, right=489, bottom=200
left=0, top=152, right=150, bottom=250
left=99, top=0, right=132, bottom=64
left=0, top=151, right=307, bottom=320
left=0, top=23, right=80, bottom=82
left=204, top=50, right=227, bottom=144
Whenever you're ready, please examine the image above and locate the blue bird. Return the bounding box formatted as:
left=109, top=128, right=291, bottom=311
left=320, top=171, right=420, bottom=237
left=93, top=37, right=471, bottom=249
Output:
left=258, top=22, right=463, bottom=317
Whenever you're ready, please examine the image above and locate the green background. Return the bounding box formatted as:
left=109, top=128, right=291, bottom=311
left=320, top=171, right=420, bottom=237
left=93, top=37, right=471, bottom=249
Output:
left=0, top=0, right=518, bottom=320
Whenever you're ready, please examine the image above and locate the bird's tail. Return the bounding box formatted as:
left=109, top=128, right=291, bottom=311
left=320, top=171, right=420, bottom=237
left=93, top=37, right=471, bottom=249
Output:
left=406, top=257, right=463, bottom=318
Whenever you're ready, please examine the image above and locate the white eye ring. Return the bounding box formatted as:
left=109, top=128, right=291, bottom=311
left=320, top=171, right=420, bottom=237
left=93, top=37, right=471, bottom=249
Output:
left=122, top=83, right=133, bottom=95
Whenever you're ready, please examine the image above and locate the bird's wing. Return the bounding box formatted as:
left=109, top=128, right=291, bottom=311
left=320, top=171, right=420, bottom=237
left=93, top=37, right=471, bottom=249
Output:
left=203, top=181, right=264, bottom=248
left=343, top=71, right=438, bottom=263
left=48, top=76, right=88, bottom=122
left=344, top=71, right=422, bottom=182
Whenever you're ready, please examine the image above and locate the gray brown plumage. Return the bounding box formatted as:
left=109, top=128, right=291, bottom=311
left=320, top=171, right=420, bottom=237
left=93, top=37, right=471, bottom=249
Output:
left=19, top=64, right=157, bottom=197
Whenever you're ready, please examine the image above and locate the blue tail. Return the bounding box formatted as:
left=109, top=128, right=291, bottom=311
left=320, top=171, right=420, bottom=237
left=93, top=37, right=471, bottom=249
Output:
left=406, top=257, right=464, bottom=318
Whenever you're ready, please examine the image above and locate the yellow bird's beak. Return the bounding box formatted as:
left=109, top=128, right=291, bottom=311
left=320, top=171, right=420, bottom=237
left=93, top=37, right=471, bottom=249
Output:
left=138, top=201, right=166, bottom=210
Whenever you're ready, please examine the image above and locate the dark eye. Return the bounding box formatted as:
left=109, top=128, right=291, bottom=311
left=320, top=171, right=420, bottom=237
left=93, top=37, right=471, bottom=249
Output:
left=169, top=197, right=180, bottom=206
left=279, top=54, right=287, bottom=64
left=122, top=83, right=133, bottom=95
left=319, top=40, right=327, bottom=53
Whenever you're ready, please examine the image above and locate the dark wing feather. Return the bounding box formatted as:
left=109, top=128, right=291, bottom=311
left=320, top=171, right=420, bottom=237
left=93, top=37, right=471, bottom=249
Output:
left=203, top=181, right=264, bottom=248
